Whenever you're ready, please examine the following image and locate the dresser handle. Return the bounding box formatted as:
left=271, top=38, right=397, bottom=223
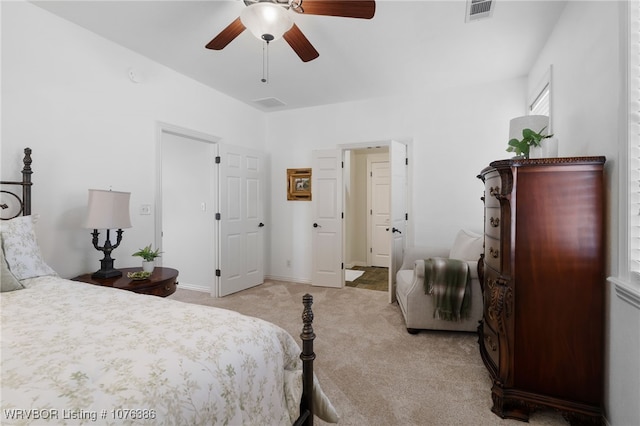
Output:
left=490, top=217, right=500, bottom=227
left=489, top=186, right=500, bottom=197
left=489, top=247, right=499, bottom=258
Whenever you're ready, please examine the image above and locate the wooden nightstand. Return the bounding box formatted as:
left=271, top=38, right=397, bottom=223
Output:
left=72, top=267, right=179, bottom=297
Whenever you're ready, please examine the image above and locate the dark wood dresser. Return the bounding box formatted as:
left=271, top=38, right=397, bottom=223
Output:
left=477, top=157, right=606, bottom=425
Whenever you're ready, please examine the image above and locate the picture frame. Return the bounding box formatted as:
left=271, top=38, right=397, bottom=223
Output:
left=287, top=168, right=312, bottom=201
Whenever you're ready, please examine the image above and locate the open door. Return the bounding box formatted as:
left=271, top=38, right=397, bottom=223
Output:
left=218, top=143, right=266, bottom=296
left=389, top=140, right=407, bottom=303
left=311, top=149, right=343, bottom=288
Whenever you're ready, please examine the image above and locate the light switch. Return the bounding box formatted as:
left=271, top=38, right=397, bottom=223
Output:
left=140, top=204, right=152, bottom=215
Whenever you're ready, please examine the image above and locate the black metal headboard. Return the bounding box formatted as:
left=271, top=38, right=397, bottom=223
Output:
left=1, top=148, right=32, bottom=220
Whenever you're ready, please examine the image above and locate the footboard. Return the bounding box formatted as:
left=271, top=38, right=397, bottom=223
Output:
left=294, top=294, right=316, bottom=426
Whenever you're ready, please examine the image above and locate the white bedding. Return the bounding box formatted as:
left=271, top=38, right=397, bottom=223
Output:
left=1, top=276, right=335, bottom=425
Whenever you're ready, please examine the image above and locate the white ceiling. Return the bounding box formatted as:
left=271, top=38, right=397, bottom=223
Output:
left=31, top=0, right=567, bottom=112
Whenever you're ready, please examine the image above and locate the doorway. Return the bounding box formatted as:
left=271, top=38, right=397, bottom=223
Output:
left=156, top=123, right=266, bottom=297
left=311, top=140, right=409, bottom=304
left=158, top=125, right=219, bottom=293
left=344, top=148, right=389, bottom=291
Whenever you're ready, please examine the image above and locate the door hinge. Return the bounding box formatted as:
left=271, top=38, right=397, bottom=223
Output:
left=405, top=213, right=409, bottom=221
left=215, top=156, right=221, bottom=164
left=215, top=269, right=221, bottom=277
left=341, top=212, right=344, bottom=219
left=341, top=161, right=344, bottom=168
left=215, top=213, right=221, bottom=220
left=341, top=263, right=344, bottom=270
left=370, top=209, right=373, bottom=215
left=405, top=157, right=408, bottom=166
left=370, top=247, right=372, bottom=253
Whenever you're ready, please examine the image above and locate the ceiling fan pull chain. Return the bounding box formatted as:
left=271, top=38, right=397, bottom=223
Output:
left=261, top=40, right=269, bottom=83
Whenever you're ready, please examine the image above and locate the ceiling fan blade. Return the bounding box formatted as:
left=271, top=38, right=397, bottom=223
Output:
left=292, top=0, right=375, bottom=19
left=205, top=17, right=246, bottom=50
left=283, top=24, right=319, bottom=62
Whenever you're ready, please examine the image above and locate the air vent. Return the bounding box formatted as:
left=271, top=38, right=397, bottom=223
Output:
left=465, top=0, right=494, bottom=22
left=253, top=97, right=286, bottom=108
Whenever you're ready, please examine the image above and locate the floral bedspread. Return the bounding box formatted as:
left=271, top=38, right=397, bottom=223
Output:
left=1, top=276, right=331, bottom=425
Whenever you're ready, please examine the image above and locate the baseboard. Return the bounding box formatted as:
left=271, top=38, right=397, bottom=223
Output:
left=265, top=275, right=311, bottom=285
left=177, top=282, right=209, bottom=293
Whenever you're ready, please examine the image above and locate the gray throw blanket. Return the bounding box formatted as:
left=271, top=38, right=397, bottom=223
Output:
left=423, top=257, right=471, bottom=321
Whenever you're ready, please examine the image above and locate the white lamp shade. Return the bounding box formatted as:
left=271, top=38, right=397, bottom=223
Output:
left=240, top=2, right=293, bottom=41
left=509, top=115, right=550, bottom=142
left=84, top=189, right=132, bottom=229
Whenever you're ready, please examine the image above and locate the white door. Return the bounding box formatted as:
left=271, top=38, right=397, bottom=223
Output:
left=218, top=143, right=265, bottom=296
left=311, top=149, right=343, bottom=288
left=161, top=132, right=216, bottom=292
left=389, top=140, right=407, bottom=303
left=369, top=158, right=390, bottom=267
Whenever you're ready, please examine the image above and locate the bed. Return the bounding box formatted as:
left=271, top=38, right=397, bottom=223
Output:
left=0, top=148, right=338, bottom=425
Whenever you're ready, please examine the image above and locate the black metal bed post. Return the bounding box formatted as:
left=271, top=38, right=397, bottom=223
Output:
left=22, top=148, right=32, bottom=216
left=300, top=294, right=316, bottom=426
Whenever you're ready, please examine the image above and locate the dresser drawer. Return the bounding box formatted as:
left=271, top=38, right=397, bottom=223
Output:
left=484, top=235, right=501, bottom=272
left=484, top=207, right=501, bottom=240
left=481, top=322, right=500, bottom=372
left=484, top=173, right=502, bottom=208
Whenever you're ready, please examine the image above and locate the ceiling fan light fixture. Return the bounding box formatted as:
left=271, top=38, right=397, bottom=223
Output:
left=240, top=2, right=293, bottom=42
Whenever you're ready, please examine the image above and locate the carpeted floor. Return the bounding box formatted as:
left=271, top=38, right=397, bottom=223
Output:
left=345, top=266, right=388, bottom=292
left=169, top=280, right=567, bottom=426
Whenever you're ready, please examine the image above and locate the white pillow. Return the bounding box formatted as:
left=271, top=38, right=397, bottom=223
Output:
left=1, top=216, right=57, bottom=280
left=449, top=229, right=483, bottom=261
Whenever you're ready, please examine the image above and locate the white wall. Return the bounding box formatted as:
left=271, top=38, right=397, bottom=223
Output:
left=2, top=0, right=635, bottom=424
left=1, top=1, right=267, bottom=279
left=528, top=1, right=638, bottom=424
left=265, top=78, right=526, bottom=281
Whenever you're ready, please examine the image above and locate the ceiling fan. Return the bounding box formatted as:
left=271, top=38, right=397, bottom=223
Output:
left=205, top=0, right=376, bottom=62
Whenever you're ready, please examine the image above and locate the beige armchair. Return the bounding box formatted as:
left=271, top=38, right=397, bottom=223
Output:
left=396, top=230, right=484, bottom=334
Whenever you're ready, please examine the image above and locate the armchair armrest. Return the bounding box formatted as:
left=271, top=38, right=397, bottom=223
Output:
left=401, top=246, right=450, bottom=270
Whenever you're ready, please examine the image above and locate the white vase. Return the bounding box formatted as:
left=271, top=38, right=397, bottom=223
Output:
left=142, top=261, right=155, bottom=273
left=529, top=137, right=559, bottom=159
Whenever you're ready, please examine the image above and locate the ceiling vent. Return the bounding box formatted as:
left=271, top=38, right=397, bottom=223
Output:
left=253, top=97, right=286, bottom=109
left=465, top=0, right=494, bottom=22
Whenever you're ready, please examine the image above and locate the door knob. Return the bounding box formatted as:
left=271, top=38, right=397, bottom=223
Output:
left=392, top=227, right=402, bottom=234
left=258, top=222, right=265, bottom=227
left=313, top=223, right=321, bottom=228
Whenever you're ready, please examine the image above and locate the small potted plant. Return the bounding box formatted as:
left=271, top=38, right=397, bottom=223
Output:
left=506, top=127, right=554, bottom=159
left=132, top=244, right=162, bottom=272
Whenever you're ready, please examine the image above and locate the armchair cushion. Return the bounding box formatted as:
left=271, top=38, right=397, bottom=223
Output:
left=449, top=229, right=483, bottom=261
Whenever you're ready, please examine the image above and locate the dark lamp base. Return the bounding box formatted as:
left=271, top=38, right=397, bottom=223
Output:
left=91, top=268, right=123, bottom=279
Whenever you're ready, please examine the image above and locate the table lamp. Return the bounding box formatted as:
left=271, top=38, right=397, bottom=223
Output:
left=84, top=189, right=132, bottom=279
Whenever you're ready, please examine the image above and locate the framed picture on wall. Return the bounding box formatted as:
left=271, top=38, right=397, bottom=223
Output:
left=287, top=168, right=312, bottom=201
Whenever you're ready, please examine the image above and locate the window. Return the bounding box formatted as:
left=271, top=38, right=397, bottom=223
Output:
left=530, top=82, right=550, bottom=117
left=529, top=65, right=553, bottom=132
left=629, top=0, right=640, bottom=285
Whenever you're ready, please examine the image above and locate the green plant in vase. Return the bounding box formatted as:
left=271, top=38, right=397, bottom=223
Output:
left=506, top=127, right=554, bottom=159
left=132, top=244, right=162, bottom=261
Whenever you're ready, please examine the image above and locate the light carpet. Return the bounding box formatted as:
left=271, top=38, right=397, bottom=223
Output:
left=169, top=280, right=567, bottom=426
